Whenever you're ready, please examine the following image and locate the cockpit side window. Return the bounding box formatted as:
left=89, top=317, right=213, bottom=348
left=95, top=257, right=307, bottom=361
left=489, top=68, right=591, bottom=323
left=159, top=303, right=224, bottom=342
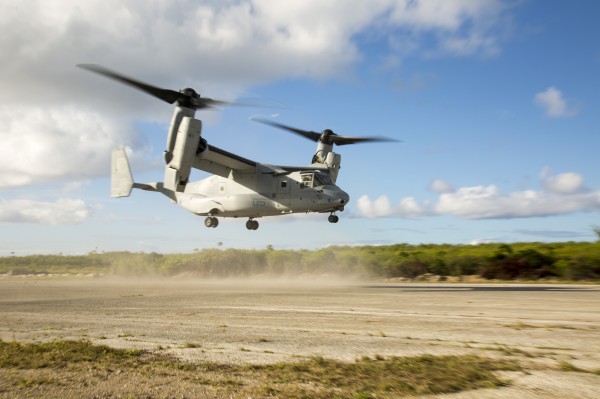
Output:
left=301, top=172, right=333, bottom=188
left=301, top=173, right=313, bottom=188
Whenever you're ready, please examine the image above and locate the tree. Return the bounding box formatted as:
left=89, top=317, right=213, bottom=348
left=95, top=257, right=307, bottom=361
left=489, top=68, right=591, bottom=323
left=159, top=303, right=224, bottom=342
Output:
left=593, top=226, right=600, bottom=242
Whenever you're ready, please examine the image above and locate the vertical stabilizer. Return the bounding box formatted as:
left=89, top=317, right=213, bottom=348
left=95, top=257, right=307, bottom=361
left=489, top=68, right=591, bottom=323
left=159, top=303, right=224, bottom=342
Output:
left=111, top=147, right=134, bottom=197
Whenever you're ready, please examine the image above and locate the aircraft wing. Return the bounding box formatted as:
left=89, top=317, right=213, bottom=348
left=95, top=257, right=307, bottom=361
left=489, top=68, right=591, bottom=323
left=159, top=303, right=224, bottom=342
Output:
left=194, top=145, right=329, bottom=178
left=262, top=164, right=329, bottom=175
left=194, top=144, right=257, bottom=177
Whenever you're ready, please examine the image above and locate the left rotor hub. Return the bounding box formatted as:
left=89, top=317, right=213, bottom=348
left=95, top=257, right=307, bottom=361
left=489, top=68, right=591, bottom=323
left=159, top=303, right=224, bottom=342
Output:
left=178, top=88, right=201, bottom=109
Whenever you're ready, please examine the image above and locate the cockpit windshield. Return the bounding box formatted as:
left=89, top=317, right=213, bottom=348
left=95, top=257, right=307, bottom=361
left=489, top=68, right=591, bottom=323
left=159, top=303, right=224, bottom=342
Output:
left=314, top=172, right=333, bottom=187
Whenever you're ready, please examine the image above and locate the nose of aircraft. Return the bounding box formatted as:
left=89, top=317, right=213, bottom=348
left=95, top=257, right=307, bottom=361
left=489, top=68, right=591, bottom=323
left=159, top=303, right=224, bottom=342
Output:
left=317, top=186, right=350, bottom=209
left=338, top=189, right=350, bottom=205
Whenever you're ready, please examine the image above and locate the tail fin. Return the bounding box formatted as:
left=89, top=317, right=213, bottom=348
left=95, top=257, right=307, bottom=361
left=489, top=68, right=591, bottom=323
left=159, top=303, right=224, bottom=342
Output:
left=111, top=147, right=134, bottom=197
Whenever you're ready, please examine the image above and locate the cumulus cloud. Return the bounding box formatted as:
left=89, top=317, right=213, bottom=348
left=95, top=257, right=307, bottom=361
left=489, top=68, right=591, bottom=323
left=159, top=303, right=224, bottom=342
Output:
left=534, top=86, right=579, bottom=117
left=0, top=1, right=539, bottom=234
left=387, top=0, right=508, bottom=57
left=0, top=1, right=513, bottom=102
left=357, top=194, right=424, bottom=218
left=434, top=184, right=600, bottom=219
left=469, top=237, right=498, bottom=245
left=357, top=169, right=600, bottom=220
left=0, top=105, right=140, bottom=188
left=0, top=0, right=515, bottom=190
left=540, top=167, right=584, bottom=194
left=429, top=179, right=454, bottom=193
left=0, top=198, right=93, bottom=224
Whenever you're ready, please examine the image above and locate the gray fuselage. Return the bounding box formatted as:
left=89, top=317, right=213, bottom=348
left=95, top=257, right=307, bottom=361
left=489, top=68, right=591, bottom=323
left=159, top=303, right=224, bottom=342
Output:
left=177, top=170, right=349, bottom=218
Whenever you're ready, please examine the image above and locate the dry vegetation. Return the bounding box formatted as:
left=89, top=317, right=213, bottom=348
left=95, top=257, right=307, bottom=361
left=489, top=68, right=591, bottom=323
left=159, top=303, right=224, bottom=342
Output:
left=0, top=339, right=520, bottom=398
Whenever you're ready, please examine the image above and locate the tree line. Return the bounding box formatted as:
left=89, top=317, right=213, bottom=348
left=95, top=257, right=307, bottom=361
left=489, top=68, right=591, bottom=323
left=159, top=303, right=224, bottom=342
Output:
left=1, top=242, right=599, bottom=281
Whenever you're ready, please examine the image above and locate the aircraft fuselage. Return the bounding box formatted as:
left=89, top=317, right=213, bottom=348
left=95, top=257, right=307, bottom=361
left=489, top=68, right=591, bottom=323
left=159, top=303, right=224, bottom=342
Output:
left=177, top=171, right=349, bottom=218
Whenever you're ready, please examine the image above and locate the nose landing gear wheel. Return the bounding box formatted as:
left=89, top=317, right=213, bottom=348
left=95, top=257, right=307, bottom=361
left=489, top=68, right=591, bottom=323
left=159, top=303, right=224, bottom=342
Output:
left=328, top=214, right=339, bottom=223
left=204, top=216, right=219, bottom=228
left=246, top=219, right=259, bottom=230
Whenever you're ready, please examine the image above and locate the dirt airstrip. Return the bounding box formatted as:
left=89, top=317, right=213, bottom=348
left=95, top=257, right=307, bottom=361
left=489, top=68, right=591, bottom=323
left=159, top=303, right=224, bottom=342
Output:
left=0, top=277, right=599, bottom=398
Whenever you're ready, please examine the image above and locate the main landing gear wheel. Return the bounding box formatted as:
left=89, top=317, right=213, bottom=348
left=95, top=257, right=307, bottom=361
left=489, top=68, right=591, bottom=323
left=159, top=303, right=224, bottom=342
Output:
left=204, top=216, right=219, bottom=228
left=246, top=219, right=259, bottom=230
left=328, top=214, right=339, bottom=223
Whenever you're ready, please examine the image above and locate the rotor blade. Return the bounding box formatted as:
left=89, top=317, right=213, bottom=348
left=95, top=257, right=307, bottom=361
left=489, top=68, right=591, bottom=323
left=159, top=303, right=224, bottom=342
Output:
left=332, top=135, right=401, bottom=146
left=77, top=64, right=182, bottom=104
left=194, top=97, right=286, bottom=110
left=253, top=117, right=401, bottom=146
left=193, top=97, right=232, bottom=109
left=251, top=117, right=321, bottom=142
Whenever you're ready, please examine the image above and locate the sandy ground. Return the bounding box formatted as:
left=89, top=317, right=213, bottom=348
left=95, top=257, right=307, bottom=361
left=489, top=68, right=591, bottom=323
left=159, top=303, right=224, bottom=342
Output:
left=0, top=277, right=599, bottom=398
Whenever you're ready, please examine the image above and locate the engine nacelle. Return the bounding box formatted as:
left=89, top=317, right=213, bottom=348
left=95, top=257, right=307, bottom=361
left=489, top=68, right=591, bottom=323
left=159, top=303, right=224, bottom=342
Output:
left=324, top=152, right=342, bottom=183
left=312, top=141, right=333, bottom=164
left=311, top=141, right=341, bottom=183
left=164, top=116, right=202, bottom=192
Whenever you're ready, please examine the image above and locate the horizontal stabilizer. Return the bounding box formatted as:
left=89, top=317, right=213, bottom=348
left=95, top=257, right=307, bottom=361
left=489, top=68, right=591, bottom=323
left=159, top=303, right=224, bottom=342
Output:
left=111, top=147, right=134, bottom=197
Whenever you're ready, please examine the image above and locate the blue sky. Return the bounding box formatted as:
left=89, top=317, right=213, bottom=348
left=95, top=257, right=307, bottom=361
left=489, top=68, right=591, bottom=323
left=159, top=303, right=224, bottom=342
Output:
left=1, top=0, right=599, bottom=255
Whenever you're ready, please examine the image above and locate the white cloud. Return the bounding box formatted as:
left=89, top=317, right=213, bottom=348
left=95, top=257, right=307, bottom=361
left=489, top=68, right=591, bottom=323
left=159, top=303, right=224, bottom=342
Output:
left=429, top=179, right=454, bottom=193
left=357, top=194, right=423, bottom=218
left=540, top=167, right=584, bottom=194
left=0, top=198, right=93, bottom=224
left=0, top=0, right=515, bottom=191
left=469, top=237, right=498, bottom=245
left=61, top=181, right=91, bottom=194
left=387, top=0, right=509, bottom=57
left=357, top=169, right=600, bottom=220
left=0, top=105, right=141, bottom=188
left=433, top=185, right=600, bottom=219
left=534, top=86, right=579, bottom=117
left=0, top=1, right=514, bottom=107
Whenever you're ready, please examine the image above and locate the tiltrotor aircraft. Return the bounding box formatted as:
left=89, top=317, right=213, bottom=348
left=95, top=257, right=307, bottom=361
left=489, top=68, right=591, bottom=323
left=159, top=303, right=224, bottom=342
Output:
left=78, top=64, right=395, bottom=230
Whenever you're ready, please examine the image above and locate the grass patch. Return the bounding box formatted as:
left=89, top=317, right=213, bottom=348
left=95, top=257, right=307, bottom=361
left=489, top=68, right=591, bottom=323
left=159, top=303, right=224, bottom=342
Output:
left=0, top=339, right=521, bottom=398
left=0, top=339, right=142, bottom=369
left=558, top=361, right=584, bottom=372
left=250, top=354, right=519, bottom=397
left=483, top=345, right=539, bottom=358
left=556, top=361, right=600, bottom=376
left=505, top=322, right=592, bottom=331
left=504, top=322, right=538, bottom=330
